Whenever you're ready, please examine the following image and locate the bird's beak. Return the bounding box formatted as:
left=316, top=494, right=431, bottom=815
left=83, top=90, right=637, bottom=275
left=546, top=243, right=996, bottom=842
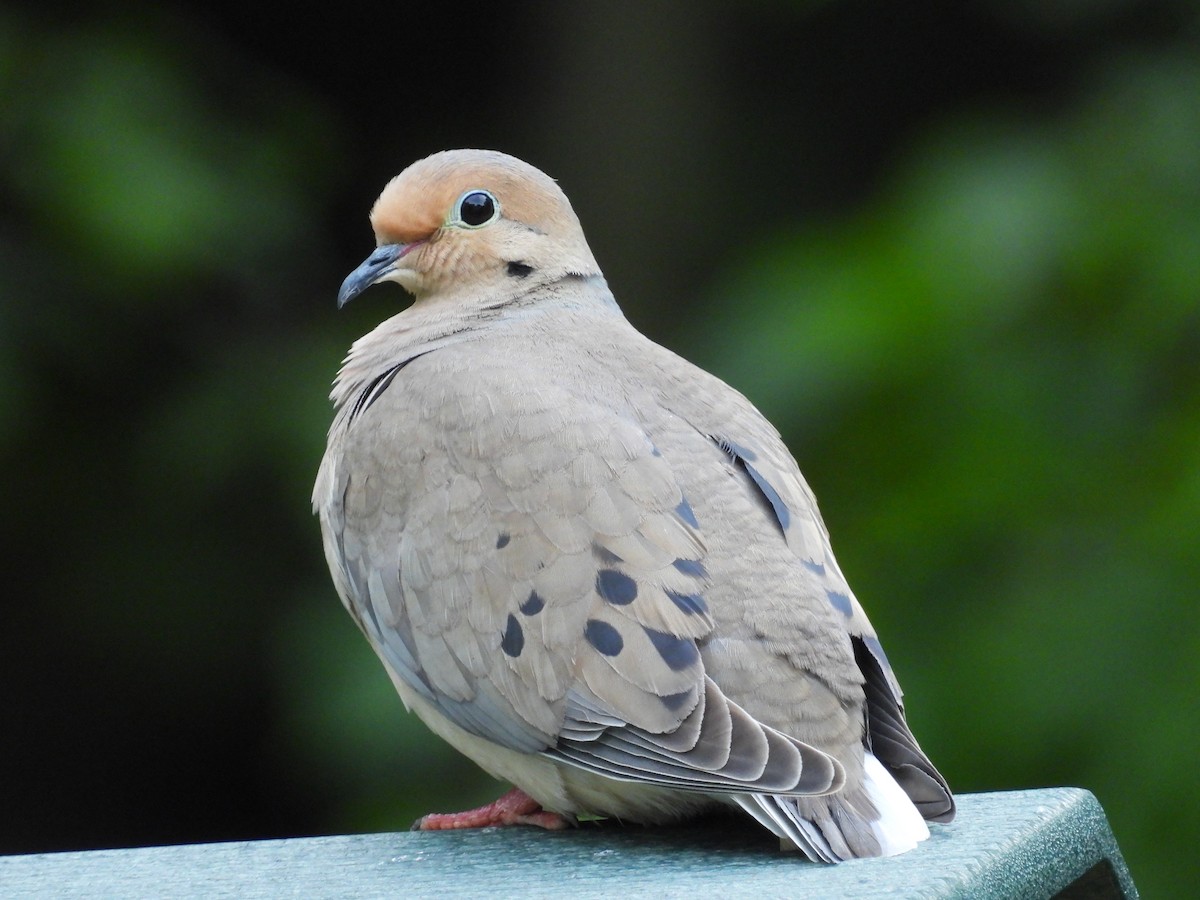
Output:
left=337, top=243, right=418, bottom=308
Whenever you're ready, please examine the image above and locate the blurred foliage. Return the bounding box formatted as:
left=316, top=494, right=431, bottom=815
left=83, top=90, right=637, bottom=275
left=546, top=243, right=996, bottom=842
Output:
left=688, top=46, right=1200, bottom=894
left=1, top=1, right=1197, bottom=896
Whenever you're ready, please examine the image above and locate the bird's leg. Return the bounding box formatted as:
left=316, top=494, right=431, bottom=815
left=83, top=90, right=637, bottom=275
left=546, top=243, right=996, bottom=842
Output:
left=413, top=787, right=570, bottom=831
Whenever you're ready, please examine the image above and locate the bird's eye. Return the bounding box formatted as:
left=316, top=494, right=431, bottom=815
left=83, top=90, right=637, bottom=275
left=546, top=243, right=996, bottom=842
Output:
left=455, top=190, right=499, bottom=228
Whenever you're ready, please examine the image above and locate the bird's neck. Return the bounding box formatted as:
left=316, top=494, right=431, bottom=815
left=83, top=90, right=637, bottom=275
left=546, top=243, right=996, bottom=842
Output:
left=329, top=271, right=621, bottom=414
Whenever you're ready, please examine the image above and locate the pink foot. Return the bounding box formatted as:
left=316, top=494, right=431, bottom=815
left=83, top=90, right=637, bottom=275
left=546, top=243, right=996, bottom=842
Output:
left=414, top=787, right=570, bottom=832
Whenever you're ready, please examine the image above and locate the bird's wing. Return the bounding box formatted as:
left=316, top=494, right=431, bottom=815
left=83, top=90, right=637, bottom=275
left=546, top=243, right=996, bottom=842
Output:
left=320, top=346, right=842, bottom=798
left=653, top=349, right=955, bottom=822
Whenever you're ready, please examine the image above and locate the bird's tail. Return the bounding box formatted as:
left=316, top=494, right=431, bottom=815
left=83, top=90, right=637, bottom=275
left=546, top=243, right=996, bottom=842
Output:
left=733, top=752, right=930, bottom=862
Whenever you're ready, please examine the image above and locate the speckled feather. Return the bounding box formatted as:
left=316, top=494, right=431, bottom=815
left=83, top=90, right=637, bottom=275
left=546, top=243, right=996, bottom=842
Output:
left=314, top=149, right=954, bottom=861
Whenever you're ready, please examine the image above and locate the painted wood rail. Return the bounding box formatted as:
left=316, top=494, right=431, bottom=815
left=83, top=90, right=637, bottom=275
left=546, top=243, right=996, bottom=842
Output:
left=0, top=788, right=1136, bottom=898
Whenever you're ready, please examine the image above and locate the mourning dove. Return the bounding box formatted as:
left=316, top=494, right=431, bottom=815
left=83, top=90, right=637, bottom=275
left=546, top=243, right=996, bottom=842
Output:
left=313, top=149, right=954, bottom=861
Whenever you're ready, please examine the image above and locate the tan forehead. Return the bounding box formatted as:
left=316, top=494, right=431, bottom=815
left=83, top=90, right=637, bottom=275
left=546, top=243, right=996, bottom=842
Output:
left=369, top=150, right=572, bottom=244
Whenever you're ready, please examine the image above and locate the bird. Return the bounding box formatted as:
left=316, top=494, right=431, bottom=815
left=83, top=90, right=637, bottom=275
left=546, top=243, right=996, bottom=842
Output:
left=313, top=149, right=955, bottom=861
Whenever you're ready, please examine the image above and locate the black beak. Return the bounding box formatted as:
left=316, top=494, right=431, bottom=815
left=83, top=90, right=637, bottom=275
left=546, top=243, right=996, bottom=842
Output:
left=337, top=243, right=409, bottom=308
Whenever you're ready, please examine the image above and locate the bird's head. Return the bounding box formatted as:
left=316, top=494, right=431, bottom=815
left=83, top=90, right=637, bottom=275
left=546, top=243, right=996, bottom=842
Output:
left=337, top=149, right=601, bottom=307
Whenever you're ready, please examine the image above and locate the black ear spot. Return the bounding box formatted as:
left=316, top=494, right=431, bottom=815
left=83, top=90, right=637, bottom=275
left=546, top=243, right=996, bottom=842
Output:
left=507, top=261, right=534, bottom=278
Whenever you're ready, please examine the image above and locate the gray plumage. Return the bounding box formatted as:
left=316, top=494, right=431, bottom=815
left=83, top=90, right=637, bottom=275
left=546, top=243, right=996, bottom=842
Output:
left=314, top=149, right=954, bottom=860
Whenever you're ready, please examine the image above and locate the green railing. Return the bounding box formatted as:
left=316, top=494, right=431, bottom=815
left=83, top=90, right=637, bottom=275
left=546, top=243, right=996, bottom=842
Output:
left=0, top=788, right=1135, bottom=898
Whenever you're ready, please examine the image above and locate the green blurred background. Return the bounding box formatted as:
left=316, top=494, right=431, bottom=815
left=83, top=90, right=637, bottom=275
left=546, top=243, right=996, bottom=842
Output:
left=2, top=1, right=1197, bottom=894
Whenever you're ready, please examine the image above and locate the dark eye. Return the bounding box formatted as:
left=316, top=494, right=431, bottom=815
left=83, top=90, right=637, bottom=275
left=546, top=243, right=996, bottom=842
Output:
left=456, top=190, right=498, bottom=227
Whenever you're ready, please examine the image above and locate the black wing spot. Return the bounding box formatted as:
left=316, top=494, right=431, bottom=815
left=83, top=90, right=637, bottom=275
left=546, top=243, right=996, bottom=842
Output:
left=496, top=532, right=511, bottom=549
left=661, top=688, right=695, bottom=712
left=666, top=589, right=708, bottom=616
left=501, top=613, right=525, bottom=658
left=672, top=558, right=707, bottom=579
left=715, top=437, right=791, bottom=536
left=826, top=590, right=853, bottom=617
left=584, top=619, right=624, bottom=656
left=596, top=569, right=638, bottom=606
left=743, top=460, right=791, bottom=532
left=643, top=627, right=699, bottom=671
left=674, top=497, right=700, bottom=528
left=519, top=590, right=545, bottom=616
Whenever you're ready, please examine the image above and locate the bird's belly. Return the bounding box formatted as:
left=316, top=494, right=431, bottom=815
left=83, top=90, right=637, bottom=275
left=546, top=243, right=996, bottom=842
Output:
left=387, top=662, right=721, bottom=824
